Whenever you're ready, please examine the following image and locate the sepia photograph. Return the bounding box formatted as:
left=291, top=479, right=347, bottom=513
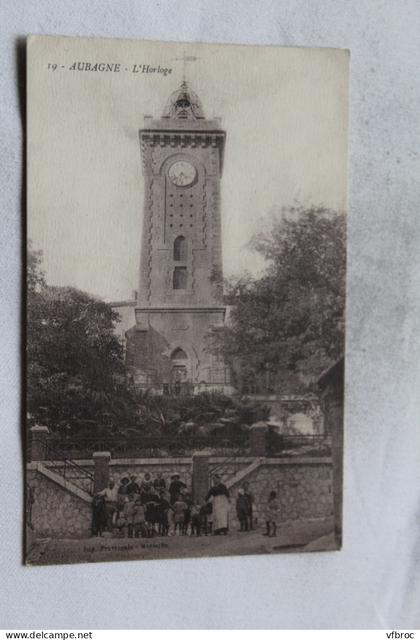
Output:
left=26, top=35, right=348, bottom=566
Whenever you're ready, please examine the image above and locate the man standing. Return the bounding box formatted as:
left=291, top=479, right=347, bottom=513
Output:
left=243, top=481, right=254, bottom=531
left=126, top=474, right=141, bottom=497
left=153, top=471, right=166, bottom=492
left=169, top=473, right=186, bottom=505
left=98, top=479, right=118, bottom=530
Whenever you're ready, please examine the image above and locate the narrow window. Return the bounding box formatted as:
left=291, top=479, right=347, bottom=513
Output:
left=173, top=235, right=187, bottom=261
left=173, top=266, right=187, bottom=290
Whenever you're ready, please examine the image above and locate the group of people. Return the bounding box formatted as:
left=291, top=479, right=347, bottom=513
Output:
left=92, top=471, right=280, bottom=539
left=92, top=472, right=233, bottom=538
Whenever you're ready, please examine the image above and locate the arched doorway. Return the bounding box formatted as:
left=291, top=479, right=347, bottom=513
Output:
left=170, top=348, right=189, bottom=392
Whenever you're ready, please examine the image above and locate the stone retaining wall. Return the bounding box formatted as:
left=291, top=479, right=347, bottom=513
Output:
left=27, top=469, right=92, bottom=538
left=110, top=459, right=192, bottom=488
left=28, top=456, right=333, bottom=538
left=226, top=460, right=333, bottom=527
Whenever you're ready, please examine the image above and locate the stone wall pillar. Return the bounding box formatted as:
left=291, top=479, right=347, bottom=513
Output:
left=93, top=451, right=111, bottom=493
left=328, top=398, right=344, bottom=543
left=192, top=452, right=210, bottom=502
left=318, top=358, right=344, bottom=546
left=249, top=422, right=268, bottom=457
left=30, top=425, right=49, bottom=461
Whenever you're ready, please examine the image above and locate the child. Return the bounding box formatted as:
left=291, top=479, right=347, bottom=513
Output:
left=236, top=488, right=249, bottom=532
left=190, top=502, right=202, bottom=536
left=167, top=502, right=175, bottom=536
left=264, top=490, right=280, bottom=537
left=132, top=498, right=146, bottom=538
left=200, top=501, right=212, bottom=535
left=158, top=491, right=171, bottom=536
left=124, top=494, right=136, bottom=538
left=182, top=493, right=192, bottom=535
left=141, top=472, right=153, bottom=495
left=172, top=494, right=187, bottom=535
left=115, top=496, right=129, bottom=537
left=144, top=490, right=160, bottom=537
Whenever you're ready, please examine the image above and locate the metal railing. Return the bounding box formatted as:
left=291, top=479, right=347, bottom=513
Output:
left=267, top=433, right=331, bottom=457
left=162, top=382, right=194, bottom=396
left=135, top=382, right=231, bottom=395
left=31, top=438, right=95, bottom=494
left=209, top=451, right=249, bottom=481
left=47, top=433, right=250, bottom=459
left=40, top=432, right=331, bottom=460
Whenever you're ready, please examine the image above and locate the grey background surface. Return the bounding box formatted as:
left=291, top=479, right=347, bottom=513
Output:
left=1, top=0, right=419, bottom=630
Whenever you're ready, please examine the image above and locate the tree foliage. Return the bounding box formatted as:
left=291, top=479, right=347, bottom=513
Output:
left=27, top=243, right=137, bottom=434
left=127, top=389, right=269, bottom=438
left=220, top=206, right=346, bottom=391
left=26, top=243, right=266, bottom=439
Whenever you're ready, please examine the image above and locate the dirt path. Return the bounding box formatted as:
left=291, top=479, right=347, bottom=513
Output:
left=27, top=517, right=337, bottom=566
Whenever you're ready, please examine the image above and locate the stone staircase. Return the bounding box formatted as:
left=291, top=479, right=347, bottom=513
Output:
left=223, top=457, right=264, bottom=490
left=29, top=461, right=92, bottom=504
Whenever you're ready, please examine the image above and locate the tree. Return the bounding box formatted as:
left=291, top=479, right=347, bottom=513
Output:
left=27, top=242, right=137, bottom=435
left=219, top=205, right=346, bottom=391
left=27, top=240, right=45, bottom=292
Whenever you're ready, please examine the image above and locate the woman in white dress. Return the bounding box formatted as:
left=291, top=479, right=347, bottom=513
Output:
left=206, top=474, right=230, bottom=535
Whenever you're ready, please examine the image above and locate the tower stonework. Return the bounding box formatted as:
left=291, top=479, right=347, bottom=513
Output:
left=125, top=81, right=232, bottom=393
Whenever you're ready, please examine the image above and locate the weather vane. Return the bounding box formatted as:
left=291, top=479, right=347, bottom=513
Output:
left=173, top=50, right=199, bottom=83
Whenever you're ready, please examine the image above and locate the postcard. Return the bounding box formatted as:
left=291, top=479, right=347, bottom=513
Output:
left=26, top=35, right=348, bottom=565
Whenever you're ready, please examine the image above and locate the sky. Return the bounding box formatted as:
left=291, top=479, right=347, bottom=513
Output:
left=28, top=36, right=348, bottom=301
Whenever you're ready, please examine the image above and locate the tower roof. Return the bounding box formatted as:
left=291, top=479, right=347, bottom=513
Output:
left=162, top=81, right=205, bottom=120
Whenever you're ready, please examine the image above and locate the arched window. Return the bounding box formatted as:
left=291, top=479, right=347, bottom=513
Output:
left=171, top=348, right=188, bottom=360
left=173, top=235, right=187, bottom=261
left=173, top=266, right=187, bottom=290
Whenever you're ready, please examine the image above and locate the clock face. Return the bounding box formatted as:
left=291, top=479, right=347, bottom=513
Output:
left=168, top=161, right=196, bottom=187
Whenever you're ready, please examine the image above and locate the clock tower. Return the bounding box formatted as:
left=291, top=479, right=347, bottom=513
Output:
left=125, top=80, right=232, bottom=393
